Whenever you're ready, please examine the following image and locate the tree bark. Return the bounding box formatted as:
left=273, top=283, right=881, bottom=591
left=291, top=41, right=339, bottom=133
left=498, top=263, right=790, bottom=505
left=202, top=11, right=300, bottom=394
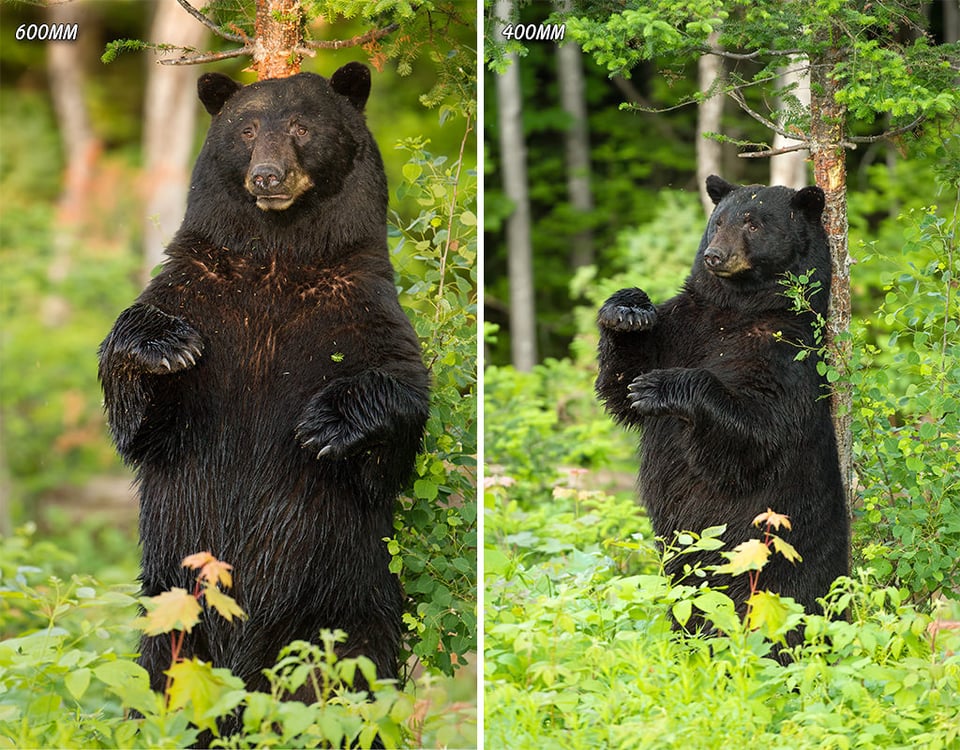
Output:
left=556, top=0, right=594, bottom=268
left=810, top=44, right=854, bottom=510
left=697, top=33, right=724, bottom=214
left=770, top=58, right=810, bottom=189
left=46, top=2, right=99, bottom=246
left=143, top=1, right=208, bottom=276
left=495, top=0, right=537, bottom=371
left=253, top=0, right=303, bottom=79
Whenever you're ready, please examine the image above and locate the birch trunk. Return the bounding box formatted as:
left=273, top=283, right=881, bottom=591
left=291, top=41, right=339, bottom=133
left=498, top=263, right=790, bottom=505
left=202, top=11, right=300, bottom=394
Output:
left=496, top=0, right=537, bottom=371
left=696, top=33, right=724, bottom=215
left=142, top=1, right=208, bottom=275
left=557, top=0, right=594, bottom=268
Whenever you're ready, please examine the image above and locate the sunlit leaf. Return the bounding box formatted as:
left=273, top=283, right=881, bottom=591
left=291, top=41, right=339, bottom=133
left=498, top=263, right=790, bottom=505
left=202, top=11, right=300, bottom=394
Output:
left=166, top=658, right=245, bottom=734
left=713, top=539, right=770, bottom=576
left=751, top=508, right=792, bottom=531
left=182, top=551, right=234, bottom=589
left=204, top=583, right=247, bottom=623
left=136, top=588, right=202, bottom=635
left=771, top=535, right=803, bottom=564
left=745, top=590, right=792, bottom=636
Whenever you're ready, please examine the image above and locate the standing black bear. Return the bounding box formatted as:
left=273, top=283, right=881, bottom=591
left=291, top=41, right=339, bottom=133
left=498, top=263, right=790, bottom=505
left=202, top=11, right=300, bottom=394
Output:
left=99, top=64, right=429, bottom=706
left=596, top=175, right=848, bottom=625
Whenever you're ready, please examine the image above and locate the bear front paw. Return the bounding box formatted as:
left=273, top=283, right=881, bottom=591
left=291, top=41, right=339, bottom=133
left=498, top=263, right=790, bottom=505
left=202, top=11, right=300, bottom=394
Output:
left=103, top=304, right=204, bottom=375
left=296, top=402, right=372, bottom=460
left=598, top=288, right=657, bottom=332
left=627, top=371, right=673, bottom=417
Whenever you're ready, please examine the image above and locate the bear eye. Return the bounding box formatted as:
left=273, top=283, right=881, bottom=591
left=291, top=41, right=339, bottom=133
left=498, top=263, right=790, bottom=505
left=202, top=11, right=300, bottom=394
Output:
left=748, top=222, right=759, bottom=232
left=241, top=126, right=256, bottom=141
left=291, top=124, right=308, bottom=138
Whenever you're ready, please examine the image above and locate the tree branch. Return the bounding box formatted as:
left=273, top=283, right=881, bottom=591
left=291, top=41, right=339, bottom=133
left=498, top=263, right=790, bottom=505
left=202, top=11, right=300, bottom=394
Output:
left=702, top=46, right=805, bottom=60
left=303, top=23, right=399, bottom=50
left=159, top=47, right=252, bottom=66
left=847, top=115, right=925, bottom=143
left=174, top=0, right=246, bottom=43
left=738, top=142, right=810, bottom=158
left=728, top=87, right=794, bottom=139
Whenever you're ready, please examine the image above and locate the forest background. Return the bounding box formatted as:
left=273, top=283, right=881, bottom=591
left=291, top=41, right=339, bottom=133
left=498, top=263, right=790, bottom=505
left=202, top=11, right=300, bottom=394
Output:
left=1, top=1, right=476, bottom=748
left=484, top=0, right=960, bottom=746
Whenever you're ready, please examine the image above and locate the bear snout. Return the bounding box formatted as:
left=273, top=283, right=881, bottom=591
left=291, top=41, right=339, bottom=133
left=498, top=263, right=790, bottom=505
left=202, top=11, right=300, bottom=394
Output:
left=704, top=246, right=724, bottom=269
left=244, top=161, right=314, bottom=211
left=703, top=243, right=752, bottom=278
left=249, top=162, right=286, bottom=192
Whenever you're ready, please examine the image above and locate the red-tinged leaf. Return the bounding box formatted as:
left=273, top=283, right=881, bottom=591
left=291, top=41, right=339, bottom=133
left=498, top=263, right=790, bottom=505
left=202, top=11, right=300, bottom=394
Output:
left=203, top=583, right=247, bottom=623
left=751, top=508, right=792, bottom=531
left=136, top=588, right=202, bottom=635
left=182, top=551, right=216, bottom=570
left=713, top=539, right=770, bottom=576
left=771, top=535, right=803, bottom=564
left=201, top=559, right=234, bottom=589
left=182, top=552, right=234, bottom=589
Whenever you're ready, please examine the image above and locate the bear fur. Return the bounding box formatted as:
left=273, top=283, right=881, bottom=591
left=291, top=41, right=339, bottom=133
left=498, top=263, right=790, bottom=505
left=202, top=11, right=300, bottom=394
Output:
left=99, top=64, right=430, bottom=708
left=596, top=175, right=849, bottom=626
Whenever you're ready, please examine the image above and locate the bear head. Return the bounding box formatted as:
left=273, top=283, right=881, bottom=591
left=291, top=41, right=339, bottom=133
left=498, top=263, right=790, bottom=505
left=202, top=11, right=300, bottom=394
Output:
left=192, top=63, right=378, bottom=213
left=689, top=175, right=830, bottom=308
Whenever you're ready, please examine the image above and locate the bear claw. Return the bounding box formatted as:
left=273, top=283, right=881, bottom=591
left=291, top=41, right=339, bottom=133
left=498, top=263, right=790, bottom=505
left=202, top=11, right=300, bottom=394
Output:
left=598, top=288, right=657, bottom=332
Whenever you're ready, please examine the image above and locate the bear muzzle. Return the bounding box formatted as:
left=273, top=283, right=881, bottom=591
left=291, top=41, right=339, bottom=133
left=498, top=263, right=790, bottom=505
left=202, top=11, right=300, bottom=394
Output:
left=703, top=246, right=752, bottom=277
left=245, top=163, right=314, bottom=211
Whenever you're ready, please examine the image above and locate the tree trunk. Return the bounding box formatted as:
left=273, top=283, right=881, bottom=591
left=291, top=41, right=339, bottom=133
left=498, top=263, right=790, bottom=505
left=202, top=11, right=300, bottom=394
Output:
left=697, top=33, right=724, bottom=214
left=46, top=2, right=99, bottom=264
left=495, top=0, right=537, bottom=371
left=556, top=0, right=594, bottom=268
left=142, top=1, right=208, bottom=276
left=770, top=58, right=810, bottom=189
left=810, top=43, right=854, bottom=511
left=253, top=0, right=303, bottom=79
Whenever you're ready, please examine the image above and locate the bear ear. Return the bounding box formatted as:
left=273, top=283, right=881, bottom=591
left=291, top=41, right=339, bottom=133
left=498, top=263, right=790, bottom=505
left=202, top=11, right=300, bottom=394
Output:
left=791, top=186, right=826, bottom=221
left=705, top=175, right=737, bottom=206
left=198, top=73, right=242, bottom=116
left=330, top=62, right=371, bottom=111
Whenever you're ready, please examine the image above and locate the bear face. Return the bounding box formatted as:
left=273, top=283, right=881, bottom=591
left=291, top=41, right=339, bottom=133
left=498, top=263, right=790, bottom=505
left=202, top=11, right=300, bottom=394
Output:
left=692, top=175, right=830, bottom=307
left=182, top=65, right=387, bottom=259
left=195, top=66, right=369, bottom=211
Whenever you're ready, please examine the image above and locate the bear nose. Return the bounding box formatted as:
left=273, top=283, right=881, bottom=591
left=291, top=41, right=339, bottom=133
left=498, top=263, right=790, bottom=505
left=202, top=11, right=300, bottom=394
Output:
left=704, top=247, right=724, bottom=268
left=250, top=162, right=285, bottom=191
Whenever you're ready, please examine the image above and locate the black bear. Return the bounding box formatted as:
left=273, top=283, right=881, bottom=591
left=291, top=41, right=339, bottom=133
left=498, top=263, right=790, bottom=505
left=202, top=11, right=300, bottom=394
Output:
left=596, top=175, right=849, bottom=629
left=99, top=64, right=430, bottom=713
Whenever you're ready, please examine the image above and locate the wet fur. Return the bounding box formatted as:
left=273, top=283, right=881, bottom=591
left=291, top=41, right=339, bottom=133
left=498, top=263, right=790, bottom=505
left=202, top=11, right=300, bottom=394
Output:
left=99, top=66, right=429, bottom=730
left=596, top=176, right=849, bottom=634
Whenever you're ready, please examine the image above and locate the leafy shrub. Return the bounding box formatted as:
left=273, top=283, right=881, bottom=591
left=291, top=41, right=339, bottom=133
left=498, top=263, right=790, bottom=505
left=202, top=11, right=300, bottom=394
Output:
left=391, top=133, right=478, bottom=677
left=852, top=196, right=960, bottom=601
left=0, top=528, right=474, bottom=749
left=484, top=469, right=960, bottom=749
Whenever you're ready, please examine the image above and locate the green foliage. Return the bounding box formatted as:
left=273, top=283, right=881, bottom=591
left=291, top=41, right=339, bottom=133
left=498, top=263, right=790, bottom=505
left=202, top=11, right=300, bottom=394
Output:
left=390, top=131, right=478, bottom=677
left=852, top=194, right=960, bottom=601
left=0, top=528, right=474, bottom=748
left=566, top=0, right=960, bottom=139
left=484, top=440, right=960, bottom=748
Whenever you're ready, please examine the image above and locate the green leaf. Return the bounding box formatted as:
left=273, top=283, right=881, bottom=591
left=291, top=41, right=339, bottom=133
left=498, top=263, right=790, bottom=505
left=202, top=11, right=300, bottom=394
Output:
left=414, top=479, right=439, bottom=500
left=167, top=658, right=246, bottom=734
left=672, top=599, right=692, bottom=626
left=64, top=667, right=91, bottom=701
left=402, top=162, right=422, bottom=183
